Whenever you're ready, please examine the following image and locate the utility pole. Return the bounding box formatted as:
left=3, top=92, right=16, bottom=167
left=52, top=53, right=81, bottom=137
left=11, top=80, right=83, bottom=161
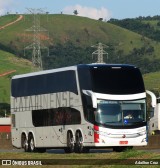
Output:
left=91, top=42, right=108, bottom=63
left=24, top=8, right=49, bottom=71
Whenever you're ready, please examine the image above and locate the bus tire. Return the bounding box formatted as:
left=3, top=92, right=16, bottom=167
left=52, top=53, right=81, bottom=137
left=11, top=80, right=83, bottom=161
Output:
left=28, top=134, right=36, bottom=152
left=21, top=134, right=28, bottom=152
left=64, top=131, right=74, bottom=153
left=75, top=131, right=83, bottom=153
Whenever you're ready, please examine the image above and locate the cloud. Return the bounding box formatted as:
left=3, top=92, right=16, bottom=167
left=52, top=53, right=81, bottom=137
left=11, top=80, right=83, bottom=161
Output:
left=0, top=0, right=14, bottom=15
left=63, top=5, right=112, bottom=21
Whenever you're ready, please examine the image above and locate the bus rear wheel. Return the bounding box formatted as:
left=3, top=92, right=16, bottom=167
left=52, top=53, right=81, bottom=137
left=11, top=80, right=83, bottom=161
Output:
left=75, top=131, right=84, bottom=153
left=22, top=134, right=28, bottom=152
left=28, top=134, right=36, bottom=152
left=64, top=131, right=74, bottom=153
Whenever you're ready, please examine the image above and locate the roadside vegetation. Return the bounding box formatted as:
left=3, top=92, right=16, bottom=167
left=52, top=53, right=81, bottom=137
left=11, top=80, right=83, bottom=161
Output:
left=0, top=149, right=160, bottom=168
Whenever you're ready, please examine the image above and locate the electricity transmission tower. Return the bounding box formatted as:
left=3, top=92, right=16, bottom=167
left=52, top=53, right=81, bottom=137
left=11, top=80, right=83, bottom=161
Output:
left=24, top=8, right=49, bottom=71
left=91, top=42, right=108, bottom=63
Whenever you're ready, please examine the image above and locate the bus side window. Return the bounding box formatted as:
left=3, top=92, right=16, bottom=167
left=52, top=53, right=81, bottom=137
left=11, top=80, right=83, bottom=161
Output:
left=64, top=108, right=72, bottom=125
left=71, top=108, right=81, bottom=124
left=82, top=94, right=94, bottom=123
left=32, top=107, right=81, bottom=127
left=65, top=108, right=81, bottom=125
left=55, top=108, right=64, bottom=125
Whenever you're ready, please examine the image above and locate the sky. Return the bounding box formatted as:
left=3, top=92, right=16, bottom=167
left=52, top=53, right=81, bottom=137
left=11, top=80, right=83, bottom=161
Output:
left=0, top=0, right=160, bottom=20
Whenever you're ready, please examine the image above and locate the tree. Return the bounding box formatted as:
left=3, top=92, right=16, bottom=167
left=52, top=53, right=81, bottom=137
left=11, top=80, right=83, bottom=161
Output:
left=73, top=10, right=78, bottom=15
left=98, top=18, right=103, bottom=21
left=157, top=21, right=160, bottom=27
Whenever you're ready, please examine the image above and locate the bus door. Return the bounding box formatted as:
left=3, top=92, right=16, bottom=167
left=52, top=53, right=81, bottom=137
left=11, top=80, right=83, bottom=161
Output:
left=57, top=125, right=66, bottom=146
left=12, top=113, right=21, bottom=148
left=52, top=109, right=66, bottom=146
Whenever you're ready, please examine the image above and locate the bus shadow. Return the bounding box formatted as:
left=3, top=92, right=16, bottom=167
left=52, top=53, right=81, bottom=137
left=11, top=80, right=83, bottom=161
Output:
left=46, top=149, right=113, bottom=154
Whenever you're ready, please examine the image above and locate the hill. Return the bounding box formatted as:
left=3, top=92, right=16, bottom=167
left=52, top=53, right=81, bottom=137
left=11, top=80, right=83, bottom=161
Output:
left=0, top=49, right=32, bottom=116
left=0, top=14, right=160, bottom=115
left=109, top=15, right=160, bottom=43
left=0, top=14, right=18, bottom=27
left=143, top=71, right=160, bottom=95
left=0, top=14, right=160, bottom=73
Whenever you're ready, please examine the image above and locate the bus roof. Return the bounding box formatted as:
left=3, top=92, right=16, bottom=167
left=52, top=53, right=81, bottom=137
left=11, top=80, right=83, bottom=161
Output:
left=78, top=64, right=136, bottom=68
left=12, top=64, right=137, bottom=80
left=12, top=65, right=77, bottom=79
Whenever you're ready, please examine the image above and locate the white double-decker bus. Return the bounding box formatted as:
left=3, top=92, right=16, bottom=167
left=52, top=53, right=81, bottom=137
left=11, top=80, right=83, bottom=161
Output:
left=11, top=64, right=147, bottom=153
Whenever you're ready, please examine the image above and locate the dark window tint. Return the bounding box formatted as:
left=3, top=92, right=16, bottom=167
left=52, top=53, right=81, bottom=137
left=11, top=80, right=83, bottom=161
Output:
left=11, top=70, right=78, bottom=97
left=32, top=107, right=81, bottom=127
left=81, top=94, right=95, bottom=124
left=77, top=65, right=92, bottom=90
left=90, top=66, right=145, bottom=94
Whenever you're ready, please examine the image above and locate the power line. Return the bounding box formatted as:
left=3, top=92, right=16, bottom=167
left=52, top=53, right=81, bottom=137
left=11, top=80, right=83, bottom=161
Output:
left=91, top=42, right=108, bottom=63
left=24, top=8, right=49, bottom=71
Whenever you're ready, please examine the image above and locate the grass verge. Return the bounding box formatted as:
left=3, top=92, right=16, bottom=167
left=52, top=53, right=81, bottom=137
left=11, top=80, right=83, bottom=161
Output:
left=0, top=149, right=160, bottom=167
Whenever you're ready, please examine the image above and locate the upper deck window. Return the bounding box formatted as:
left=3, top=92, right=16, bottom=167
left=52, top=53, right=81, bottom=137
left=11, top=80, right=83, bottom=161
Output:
left=90, top=66, right=145, bottom=94
left=11, top=70, right=78, bottom=97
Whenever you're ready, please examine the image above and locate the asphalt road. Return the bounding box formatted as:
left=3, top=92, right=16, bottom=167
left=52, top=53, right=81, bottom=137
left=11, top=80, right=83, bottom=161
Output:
left=0, top=148, right=160, bottom=153
left=0, top=148, right=113, bottom=153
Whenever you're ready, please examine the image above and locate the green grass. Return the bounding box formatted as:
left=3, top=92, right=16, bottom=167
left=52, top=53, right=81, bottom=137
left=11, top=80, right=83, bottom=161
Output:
left=0, top=50, right=32, bottom=103
left=0, top=149, right=159, bottom=168
left=143, top=71, right=160, bottom=93
left=142, top=20, right=160, bottom=30
left=0, top=14, right=18, bottom=27
left=1, top=14, right=160, bottom=58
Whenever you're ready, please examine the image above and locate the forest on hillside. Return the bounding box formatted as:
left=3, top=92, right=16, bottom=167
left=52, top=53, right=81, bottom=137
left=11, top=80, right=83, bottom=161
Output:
left=109, top=15, right=160, bottom=42
left=0, top=15, right=160, bottom=74
left=1, top=40, right=160, bottom=74
left=43, top=15, right=160, bottom=73
left=44, top=41, right=160, bottom=74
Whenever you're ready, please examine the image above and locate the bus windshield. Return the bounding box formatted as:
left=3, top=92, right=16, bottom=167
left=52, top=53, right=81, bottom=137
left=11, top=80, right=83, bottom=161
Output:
left=90, top=66, right=145, bottom=95
left=95, top=99, right=146, bottom=126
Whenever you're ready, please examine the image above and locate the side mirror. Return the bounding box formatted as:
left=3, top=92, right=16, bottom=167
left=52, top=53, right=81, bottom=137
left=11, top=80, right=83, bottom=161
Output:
left=82, top=90, right=97, bottom=108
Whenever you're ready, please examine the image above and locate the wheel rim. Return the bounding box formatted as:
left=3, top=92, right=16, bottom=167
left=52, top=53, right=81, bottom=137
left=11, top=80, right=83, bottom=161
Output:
left=24, top=139, right=28, bottom=151
left=30, top=138, right=35, bottom=151
left=76, top=132, right=83, bottom=152
left=68, top=132, right=74, bottom=151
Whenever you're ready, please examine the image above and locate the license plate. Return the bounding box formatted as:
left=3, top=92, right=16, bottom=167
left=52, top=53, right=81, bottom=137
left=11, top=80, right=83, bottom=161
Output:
left=119, top=141, right=128, bottom=145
